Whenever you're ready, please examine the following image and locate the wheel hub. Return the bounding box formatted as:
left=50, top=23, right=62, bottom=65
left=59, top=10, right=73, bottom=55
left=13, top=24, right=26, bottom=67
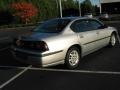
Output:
left=111, top=35, right=116, bottom=46
left=69, top=50, right=79, bottom=66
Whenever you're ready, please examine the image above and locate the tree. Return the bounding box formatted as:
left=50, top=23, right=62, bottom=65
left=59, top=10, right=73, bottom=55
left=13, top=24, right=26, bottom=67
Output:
left=62, top=0, right=79, bottom=16
left=0, top=0, right=80, bottom=24
left=94, top=5, right=100, bottom=15
left=81, top=0, right=95, bottom=15
left=10, top=2, right=38, bottom=24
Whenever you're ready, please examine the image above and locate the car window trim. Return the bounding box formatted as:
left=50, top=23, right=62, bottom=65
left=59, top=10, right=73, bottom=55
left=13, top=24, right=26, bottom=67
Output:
left=70, top=19, right=105, bottom=33
left=87, top=19, right=105, bottom=30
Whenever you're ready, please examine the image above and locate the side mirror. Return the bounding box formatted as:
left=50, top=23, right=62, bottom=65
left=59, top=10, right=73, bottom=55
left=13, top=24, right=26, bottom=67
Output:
left=99, top=25, right=108, bottom=29
left=103, top=25, right=108, bottom=28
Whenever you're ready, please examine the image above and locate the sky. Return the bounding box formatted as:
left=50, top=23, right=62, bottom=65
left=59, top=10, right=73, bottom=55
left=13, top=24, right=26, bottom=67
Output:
left=91, top=0, right=100, bottom=6
left=79, top=0, right=100, bottom=6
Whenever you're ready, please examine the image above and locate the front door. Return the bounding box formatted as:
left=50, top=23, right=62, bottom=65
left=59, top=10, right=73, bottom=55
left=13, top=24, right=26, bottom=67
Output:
left=70, top=19, right=98, bottom=56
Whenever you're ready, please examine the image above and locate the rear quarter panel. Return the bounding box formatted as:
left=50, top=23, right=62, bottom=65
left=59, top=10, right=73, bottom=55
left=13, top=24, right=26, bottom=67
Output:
left=42, top=34, right=81, bottom=59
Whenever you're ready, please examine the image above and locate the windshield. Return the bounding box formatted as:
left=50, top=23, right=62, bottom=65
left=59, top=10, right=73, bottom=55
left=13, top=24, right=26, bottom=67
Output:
left=34, top=19, right=71, bottom=33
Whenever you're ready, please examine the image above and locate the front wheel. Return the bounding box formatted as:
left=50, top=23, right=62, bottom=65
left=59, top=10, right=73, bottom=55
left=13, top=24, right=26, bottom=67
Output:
left=65, top=47, right=80, bottom=69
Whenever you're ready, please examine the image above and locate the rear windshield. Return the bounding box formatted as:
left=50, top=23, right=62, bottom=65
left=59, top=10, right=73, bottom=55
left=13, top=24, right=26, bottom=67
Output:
left=34, top=19, right=71, bottom=33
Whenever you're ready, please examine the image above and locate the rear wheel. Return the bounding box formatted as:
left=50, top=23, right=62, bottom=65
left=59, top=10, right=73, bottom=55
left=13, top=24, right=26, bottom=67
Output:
left=65, top=46, right=80, bottom=69
left=109, top=33, right=117, bottom=47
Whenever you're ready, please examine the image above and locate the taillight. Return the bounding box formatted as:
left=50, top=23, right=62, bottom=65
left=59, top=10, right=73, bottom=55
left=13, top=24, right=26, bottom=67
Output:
left=14, top=40, right=49, bottom=52
left=16, top=40, right=21, bottom=46
left=35, top=41, right=49, bottom=51
left=15, top=39, right=24, bottom=47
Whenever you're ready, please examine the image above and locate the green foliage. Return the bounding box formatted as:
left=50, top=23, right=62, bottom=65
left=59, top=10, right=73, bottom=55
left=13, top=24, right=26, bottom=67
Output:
left=81, top=0, right=95, bottom=15
left=0, top=0, right=97, bottom=25
left=62, top=0, right=78, bottom=9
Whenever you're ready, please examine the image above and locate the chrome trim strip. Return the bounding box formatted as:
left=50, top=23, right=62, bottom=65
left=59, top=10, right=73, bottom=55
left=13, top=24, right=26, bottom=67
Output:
left=42, top=50, right=63, bottom=57
left=83, top=36, right=110, bottom=45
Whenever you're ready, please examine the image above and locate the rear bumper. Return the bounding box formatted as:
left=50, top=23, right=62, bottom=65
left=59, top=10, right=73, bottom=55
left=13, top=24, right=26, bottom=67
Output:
left=11, top=47, right=64, bottom=67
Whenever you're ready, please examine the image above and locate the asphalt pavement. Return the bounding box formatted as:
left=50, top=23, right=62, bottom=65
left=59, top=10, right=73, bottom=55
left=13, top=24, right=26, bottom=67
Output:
left=0, top=21, right=120, bottom=90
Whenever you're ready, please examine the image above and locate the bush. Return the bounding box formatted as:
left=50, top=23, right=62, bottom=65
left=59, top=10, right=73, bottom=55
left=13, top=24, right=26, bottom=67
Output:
left=10, top=2, right=38, bottom=24
left=0, top=10, right=14, bottom=25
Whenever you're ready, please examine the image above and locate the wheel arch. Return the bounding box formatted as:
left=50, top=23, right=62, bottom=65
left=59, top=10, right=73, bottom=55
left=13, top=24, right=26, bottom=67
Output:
left=111, top=31, right=118, bottom=41
left=111, top=31, right=117, bottom=36
left=67, top=44, right=82, bottom=56
left=65, top=44, right=82, bottom=69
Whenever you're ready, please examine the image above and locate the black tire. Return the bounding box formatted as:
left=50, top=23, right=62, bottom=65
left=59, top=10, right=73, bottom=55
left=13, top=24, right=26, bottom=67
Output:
left=109, top=33, right=117, bottom=47
left=65, top=46, right=80, bottom=69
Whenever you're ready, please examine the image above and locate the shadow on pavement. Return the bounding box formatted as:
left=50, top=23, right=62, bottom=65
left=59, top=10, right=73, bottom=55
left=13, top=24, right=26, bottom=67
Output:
left=0, top=49, right=28, bottom=67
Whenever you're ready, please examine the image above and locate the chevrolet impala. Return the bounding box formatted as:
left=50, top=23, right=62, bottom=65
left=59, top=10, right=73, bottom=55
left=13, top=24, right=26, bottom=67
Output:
left=12, top=17, right=118, bottom=69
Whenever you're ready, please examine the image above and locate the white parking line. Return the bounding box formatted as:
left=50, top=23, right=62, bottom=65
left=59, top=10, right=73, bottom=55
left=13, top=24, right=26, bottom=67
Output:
left=0, top=65, right=120, bottom=75
left=0, top=65, right=27, bottom=69
left=28, top=67, right=120, bottom=75
left=0, top=65, right=120, bottom=89
left=0, top=65, right=32, bottom=89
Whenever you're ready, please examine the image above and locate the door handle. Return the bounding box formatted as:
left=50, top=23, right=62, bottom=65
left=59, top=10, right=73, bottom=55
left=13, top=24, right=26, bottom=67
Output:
left=96, top=31, right=99, bottom=34
left=79, top=35, right=84, bottom=38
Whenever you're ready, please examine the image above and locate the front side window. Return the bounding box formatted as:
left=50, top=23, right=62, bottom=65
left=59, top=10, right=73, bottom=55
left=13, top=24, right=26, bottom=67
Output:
left=88, top=20, right=103, bottom=30
left=34, top=19, right=71, bottom=33
left=70, top=19, right=104, bottom=32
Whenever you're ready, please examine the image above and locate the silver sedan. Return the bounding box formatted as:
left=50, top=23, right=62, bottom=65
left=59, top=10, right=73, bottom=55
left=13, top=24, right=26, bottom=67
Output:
left=12, top=17, right=118, bottom=69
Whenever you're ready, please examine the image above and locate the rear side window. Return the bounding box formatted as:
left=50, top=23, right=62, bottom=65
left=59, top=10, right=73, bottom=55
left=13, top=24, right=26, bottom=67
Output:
left=34, top=19, right=71, bottom=33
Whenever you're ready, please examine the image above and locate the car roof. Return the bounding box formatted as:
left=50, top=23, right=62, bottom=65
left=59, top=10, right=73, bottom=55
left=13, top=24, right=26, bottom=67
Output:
left=57, top=16, right=92, bottom=21
left=60, top=17, right=80, bottom=20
